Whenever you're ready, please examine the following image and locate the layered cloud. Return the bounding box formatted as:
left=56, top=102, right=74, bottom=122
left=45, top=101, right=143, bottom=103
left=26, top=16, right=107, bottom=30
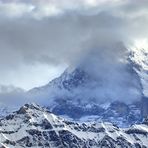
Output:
left=0, top=0, right=148, bottom=105
left=0, top=0, right=123, bottom=18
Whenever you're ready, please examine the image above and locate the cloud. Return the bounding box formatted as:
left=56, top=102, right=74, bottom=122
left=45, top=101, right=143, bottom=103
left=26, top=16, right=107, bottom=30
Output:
left=0, top=85, right=26, bottom=107
left=0, top=0, right=96, bottom=18
left=0, top=0, right=148, bottom=106
left=76, top=42, right=142, bottom=104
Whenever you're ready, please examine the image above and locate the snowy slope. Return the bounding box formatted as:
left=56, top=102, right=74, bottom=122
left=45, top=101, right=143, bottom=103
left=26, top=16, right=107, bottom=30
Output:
left=1, top=48, right=148, bottom=127
left=0, top=104, right=148, bottom=148
left=27, top=67, right=143, bottom=127
left=130, top=48, right=148, bottom=96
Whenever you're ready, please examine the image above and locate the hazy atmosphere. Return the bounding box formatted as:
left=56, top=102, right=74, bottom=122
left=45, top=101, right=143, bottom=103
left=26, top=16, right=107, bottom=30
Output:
left=0, top=0, right=148, bottom=106
left=1, top=2, right=148, bottom=147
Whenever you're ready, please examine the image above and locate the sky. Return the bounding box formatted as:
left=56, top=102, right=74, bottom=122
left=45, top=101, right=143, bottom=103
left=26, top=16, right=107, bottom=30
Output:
left=0, top=0, right=148, bottom=92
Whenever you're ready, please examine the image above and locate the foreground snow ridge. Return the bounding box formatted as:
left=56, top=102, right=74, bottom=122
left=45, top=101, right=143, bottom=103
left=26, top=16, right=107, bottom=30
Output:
left=0, top=104, right=148, bottom=148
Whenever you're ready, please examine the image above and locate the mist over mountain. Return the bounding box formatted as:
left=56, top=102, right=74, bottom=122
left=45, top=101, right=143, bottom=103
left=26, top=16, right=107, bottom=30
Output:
left=27, top=42, right=142, bottom=104
left=0, top=0, right=148, bottom=91
left=0, top=0, right=148, bottom=131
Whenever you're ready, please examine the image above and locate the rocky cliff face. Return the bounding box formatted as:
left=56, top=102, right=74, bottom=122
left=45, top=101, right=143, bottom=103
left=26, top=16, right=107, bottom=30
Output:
left=26, top=48, right=148, bottom=127
left=0, top=48, right=146, bottom=128
left=0, top=104, right=148, bottom=148
left=141, top=97, right=148, bottom=118
left=28, top=67, right=143, bottom=127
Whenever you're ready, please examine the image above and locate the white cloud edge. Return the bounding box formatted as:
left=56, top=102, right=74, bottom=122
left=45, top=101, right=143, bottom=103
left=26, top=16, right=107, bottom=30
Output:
left=0, top=0, right=126, bottom=19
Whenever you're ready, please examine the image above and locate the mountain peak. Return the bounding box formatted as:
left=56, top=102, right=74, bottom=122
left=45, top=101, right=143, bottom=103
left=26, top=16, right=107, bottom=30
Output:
left=27, top=65, right=144, bottom=127
left=16, top=103, right=49, bottom=116
left=143, top=116, right=148, bottom=125
left=0, top=104, right=148, bottom=148
left=51, top=67, right=90, bottom=90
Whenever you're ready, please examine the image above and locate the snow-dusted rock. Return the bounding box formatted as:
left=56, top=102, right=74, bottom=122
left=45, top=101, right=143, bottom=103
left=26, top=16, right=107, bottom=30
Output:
left=27, top=67, right=143, bottom=127
left=0, top=104, right=148, bottom=148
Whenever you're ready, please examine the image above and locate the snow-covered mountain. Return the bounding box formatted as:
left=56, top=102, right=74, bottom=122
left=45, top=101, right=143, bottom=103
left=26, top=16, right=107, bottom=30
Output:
left=25, top=48, right=148, bottom=127
left=130, top=48, right=148, bottom=97
left=0, top=48, right=147, bottom=127
left=130, top=48, right=148, bottom=117
left=27, top=68, right=143, bottom=127
left=0, top=103, right=148, bottom=148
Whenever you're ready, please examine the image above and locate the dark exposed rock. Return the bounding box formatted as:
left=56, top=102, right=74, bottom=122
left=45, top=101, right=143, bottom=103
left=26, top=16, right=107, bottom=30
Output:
left=143, top=117, right=148, bottom=125
left=16, top=106, right=28, bottom=114
left=126, top=129, right=147, bottom=136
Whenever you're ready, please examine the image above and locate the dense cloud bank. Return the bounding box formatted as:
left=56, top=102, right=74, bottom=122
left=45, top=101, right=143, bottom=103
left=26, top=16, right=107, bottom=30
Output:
left=0, top=0, right=148, bottom=105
